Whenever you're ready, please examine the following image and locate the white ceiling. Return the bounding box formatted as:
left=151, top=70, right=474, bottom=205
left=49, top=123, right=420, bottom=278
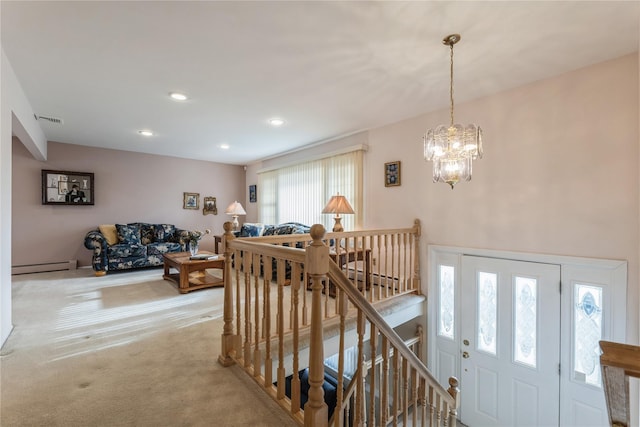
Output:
left=2, top=1, right=639, bottom=165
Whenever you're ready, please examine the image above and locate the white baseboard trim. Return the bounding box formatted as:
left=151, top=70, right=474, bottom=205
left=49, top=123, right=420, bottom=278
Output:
left=11, top=260, right=78, bottom=275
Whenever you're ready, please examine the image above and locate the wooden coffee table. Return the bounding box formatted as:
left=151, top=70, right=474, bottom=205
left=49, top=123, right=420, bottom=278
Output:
left=162, top=251, right=225, bottom=293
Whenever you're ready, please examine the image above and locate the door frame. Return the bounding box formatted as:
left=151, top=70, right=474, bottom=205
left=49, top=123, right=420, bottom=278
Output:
left=426, top=245, right=627, bottom=426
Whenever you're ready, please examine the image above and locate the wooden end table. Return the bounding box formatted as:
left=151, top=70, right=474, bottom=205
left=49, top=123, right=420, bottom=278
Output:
left=162, top=251, right=225, bottom=293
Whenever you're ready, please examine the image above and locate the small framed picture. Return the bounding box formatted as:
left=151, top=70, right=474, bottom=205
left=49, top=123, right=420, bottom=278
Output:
left=203, top=196, right=217, bottom=215
left=249, top=185, right=257, bottom=203
left=183, top=192, right=199, bottom=210
left=384, top=161, right=401, bottom=187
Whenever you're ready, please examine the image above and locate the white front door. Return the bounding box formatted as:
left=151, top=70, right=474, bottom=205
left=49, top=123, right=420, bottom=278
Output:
left=460, top=256, right=561, bottom=427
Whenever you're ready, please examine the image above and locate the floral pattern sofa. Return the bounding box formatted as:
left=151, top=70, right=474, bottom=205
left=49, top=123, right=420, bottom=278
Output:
left=84, top=223, right=189, bottom=276
left=236, top=222, right=311, bottom=281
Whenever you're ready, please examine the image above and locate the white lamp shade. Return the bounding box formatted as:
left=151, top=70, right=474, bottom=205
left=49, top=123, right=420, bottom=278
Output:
left=225, top=201, right=246, bottom=215
left=321, top=195, right=354, bottom=215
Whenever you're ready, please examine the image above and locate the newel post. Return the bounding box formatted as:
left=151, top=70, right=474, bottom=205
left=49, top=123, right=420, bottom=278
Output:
left=218, top=221, right=241, bottom=366
left=447, top=376, right=460, bottom=427
left=304, top=224, right=329, bottom=427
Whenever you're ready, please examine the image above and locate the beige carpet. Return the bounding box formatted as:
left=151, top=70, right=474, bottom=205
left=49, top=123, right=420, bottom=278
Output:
left=1, top=267, right=298, bottom=426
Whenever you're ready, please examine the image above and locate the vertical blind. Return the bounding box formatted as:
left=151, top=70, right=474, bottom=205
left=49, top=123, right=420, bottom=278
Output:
left=258, top=149, right=363, bottom=231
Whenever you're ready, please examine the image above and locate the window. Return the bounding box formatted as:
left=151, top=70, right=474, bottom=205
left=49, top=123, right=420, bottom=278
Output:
left=258, top=149, right=363, bottom=230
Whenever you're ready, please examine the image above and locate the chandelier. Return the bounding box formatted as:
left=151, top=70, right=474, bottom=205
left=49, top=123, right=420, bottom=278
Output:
left=424, top=34, right=483, bottom=189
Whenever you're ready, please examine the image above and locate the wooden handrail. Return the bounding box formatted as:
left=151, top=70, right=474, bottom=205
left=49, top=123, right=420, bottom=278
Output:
left=600, top=340, right=640, bottom=427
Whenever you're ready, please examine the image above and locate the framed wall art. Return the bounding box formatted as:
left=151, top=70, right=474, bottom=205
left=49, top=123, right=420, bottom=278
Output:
left=249, top=185, right=257, bottom=203
left=384, top=161, right=401, bottom=187
left=42, top=169, right=94, bottom=205
left=183, top=192, right=199, bottom=210
left=203, top=196, right=218, bottom=215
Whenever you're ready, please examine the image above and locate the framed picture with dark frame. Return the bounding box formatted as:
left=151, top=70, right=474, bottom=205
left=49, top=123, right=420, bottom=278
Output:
left=384, top=161, right=401, bottom=187
left=183, top=192, right=199, bottom=210
left=249, top=185, right=257, bottom=203
left=203, top=196, right=217, bottom=215
left=42, top=169, right=94, bottom=205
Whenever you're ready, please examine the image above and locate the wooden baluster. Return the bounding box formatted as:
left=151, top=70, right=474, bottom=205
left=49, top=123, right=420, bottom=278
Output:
left=291, top=262, right=301, bottom=414
left=235, top=248, right=242, bottom=337
left=262, top=256, right=272, bottom=340
left=253, top=257, right=271, bottom=377
left=304, top=224, right=329, bottom=427
left=264, top=257, right=272, bottom=385
left=357, top=236, right=364, bottom=297
left=435, top=393, right=443, bottom=427
left=428, top=385, right=435, bottom=427
left=277, top=258, right=285, bottom=399
left=242, top=253, right=252, bottom=368
left=381, top=335, right=389, bottom=424
left=366, top=235, right=372, bottom=303
left=402, top=357, right=409, bottom=427
left=361, top=363, right=369, bottom=427
left=418, top=377, right=426, bottom=427
left=335, top=287, right=347, bottom=427
left=392, top=347, right=399, bottom=426
left=382, top=234, right=389, bottom=299
left=402, top=233, right=408, bottom=293
left=413, top=219, right=421, bottom=293
left=302, top=262, right=309, bottom=326
left=219, top=221, right=240, bottom=366
left=253, top=255, right=262, bottom=375
left=411, top=368, right=418, bottom=427
left=368, top=324, right=377, bottom=427
left=391, top=233, right=397, bottom=296
left=372, top=234, right=382, bottom=300
left=354, top=310, right=365, bottom=426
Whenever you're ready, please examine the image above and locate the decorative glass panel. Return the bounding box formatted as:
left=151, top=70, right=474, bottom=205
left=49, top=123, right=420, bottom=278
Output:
left=438, top=265, right=455, bottom=339
left=514, top=277, right=537, bottom=367
left=477, top=272, right=497, bottom=355
left=574, top=283, right=603, bottom=387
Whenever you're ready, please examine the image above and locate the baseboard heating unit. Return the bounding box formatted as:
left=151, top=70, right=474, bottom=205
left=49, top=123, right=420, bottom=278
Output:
left=11, top=260, right=77, bottom=275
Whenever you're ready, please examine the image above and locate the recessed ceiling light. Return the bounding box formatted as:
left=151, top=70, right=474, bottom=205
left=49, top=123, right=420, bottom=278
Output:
left=220, top=144, right=230, bottom=150
left=138, top=130, right=153, bottom=136
left=269, top=118, right=285, bottom=127
left=169, top=92, right=188, bottom=101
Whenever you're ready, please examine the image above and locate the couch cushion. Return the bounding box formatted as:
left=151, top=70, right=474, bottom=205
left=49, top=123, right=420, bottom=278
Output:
left=239, top=222, right=265, bottom=237
left=108, top=256, right=149, bottom=271
left=139, top=223, right=155, bottom=245
left=116, top=223, right=142, bottom=245
left=262, top=225, right=277, bottom=236
left=98, top=224, right=118, bottom=245
left=154, top=224, right=176, bottom=243
left=108, top=243, right=146, bottom=258
left=147, top=242, right=182, bottom=257
left=274, top=224, right=296, bottom=235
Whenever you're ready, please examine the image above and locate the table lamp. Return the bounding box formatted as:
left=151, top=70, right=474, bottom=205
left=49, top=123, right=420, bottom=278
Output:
left=225, top=201, right=246, bottom=231
left=322, top=194, right=354, bottom=232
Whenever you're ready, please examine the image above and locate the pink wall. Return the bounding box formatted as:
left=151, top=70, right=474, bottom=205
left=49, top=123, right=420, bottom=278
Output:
left=364, top=54, right=639, bottom=342
left=11, top=141, right=245, bottom=268
left=247, top=54, right=639, bottom=346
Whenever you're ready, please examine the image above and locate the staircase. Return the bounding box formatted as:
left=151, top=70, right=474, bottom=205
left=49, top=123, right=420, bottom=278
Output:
left=217, top=220, right=459, bottom=426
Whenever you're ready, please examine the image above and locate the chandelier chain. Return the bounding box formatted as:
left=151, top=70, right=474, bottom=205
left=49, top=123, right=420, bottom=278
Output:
left=449, top=42, right=455, bottom=127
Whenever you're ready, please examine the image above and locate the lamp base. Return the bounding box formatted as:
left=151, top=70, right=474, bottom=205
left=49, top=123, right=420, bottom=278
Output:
left=232, top=215, right=239, bottom=231
left=332, top=216, right=344, bottom=233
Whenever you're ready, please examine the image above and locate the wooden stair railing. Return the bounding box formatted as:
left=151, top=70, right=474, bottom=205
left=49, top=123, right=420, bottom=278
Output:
left=600, top=340, right=640, bottom=427
left=217, top=221, right=458, bottom=427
